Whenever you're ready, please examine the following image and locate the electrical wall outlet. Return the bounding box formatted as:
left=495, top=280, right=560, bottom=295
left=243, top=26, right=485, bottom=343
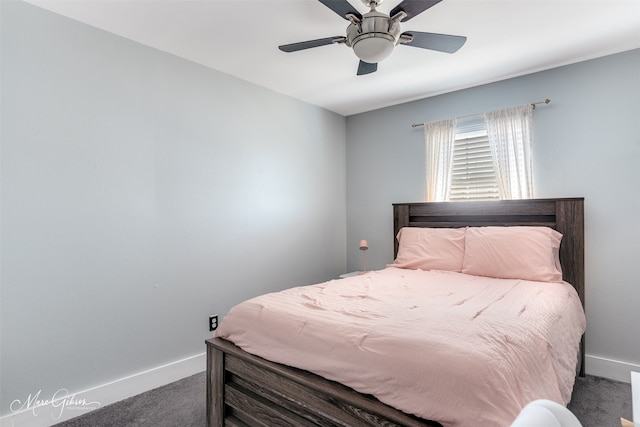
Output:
left=209, top=314, right=218, bottom=332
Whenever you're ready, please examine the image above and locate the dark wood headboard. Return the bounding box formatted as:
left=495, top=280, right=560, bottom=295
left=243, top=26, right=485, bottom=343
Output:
left=393, top=198, right=585, bottom=374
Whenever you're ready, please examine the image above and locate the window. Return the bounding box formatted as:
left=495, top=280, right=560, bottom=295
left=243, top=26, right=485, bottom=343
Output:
left=423, top=104, right=534, bottom=202
left=449, top=119, right=499, bottom=201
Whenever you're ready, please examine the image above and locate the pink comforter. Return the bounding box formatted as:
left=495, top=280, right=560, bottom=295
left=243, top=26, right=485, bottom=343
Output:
left=215, top=267, right=586, bottom=427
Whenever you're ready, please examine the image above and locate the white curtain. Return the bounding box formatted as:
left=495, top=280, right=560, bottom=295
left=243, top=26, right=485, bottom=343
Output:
left=484, top=104, right=534, bottom=199
left=424, top=118, right=457, bottom=202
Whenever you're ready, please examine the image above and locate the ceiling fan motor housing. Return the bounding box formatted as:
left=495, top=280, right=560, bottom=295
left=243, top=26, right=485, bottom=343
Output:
left=346, top=10, right=403, bottom=64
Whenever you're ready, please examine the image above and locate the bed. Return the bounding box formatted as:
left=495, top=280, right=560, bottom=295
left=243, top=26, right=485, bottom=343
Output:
left=206, top=198, right=585, bottom=427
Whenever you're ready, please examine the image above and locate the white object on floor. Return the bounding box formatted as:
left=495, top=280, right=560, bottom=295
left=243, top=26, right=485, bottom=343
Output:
left=511, top=399, right=582, bottom=427
left=620, top=371, right=640, bottom=427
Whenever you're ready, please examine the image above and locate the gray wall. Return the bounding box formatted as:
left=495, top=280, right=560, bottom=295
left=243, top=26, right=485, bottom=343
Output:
left=346, top=48, right=640, bottom=372
left=0, top=0, right=346, bottom=415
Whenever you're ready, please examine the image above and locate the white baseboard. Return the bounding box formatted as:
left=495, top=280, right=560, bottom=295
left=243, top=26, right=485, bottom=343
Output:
left=586, top=354, right=640, bottom=383
left=632, top=372, right=639, bottom=423
left=0, top=352, right=206, bottom=427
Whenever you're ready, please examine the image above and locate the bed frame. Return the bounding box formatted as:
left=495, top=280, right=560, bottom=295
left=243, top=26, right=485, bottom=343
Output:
left=206, top=198, right=585, bottom=427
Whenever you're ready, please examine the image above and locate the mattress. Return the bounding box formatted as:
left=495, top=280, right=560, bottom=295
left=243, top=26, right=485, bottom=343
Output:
left=215, top=267, right=586, bottom=427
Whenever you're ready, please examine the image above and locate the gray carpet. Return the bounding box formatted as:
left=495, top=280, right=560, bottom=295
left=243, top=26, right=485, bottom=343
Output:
left=54, top=372, right=632, bottom=427
left=54, top=373, right=206, bottom=427
left=569, top=375, right=633, bottom=427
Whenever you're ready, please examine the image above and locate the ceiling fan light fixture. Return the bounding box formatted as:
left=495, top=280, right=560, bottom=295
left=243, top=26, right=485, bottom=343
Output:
left=352, top=34, right=396, bottom=63
left=345, top=9, right=402, bottom=64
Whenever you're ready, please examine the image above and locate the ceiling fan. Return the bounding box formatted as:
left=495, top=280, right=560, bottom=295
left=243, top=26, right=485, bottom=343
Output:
left=278, top=0, right=467, bottom=76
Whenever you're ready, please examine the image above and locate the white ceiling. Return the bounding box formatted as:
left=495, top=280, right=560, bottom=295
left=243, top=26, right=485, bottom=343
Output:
left=23, top=0, right=640, bottom=116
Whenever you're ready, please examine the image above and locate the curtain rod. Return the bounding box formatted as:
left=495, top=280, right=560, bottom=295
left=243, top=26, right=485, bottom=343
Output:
left=411, top=99, right=551, bottom=128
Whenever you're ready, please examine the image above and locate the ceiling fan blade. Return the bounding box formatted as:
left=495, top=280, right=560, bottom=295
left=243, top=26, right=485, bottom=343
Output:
left=390, top=0, right=442, bottom=22
left=318, top=0, right=362, bottom=20
left=357, top=61, right=377, bottom=76
left=279, top=37, right=344, bottom=53
left=401, top=31, right=466, bottom=53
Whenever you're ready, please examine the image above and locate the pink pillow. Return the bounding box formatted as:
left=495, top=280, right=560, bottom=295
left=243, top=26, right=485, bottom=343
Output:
left=462, top=226, right=563, bottom=282
left=391, top=227, right=466, bottom=272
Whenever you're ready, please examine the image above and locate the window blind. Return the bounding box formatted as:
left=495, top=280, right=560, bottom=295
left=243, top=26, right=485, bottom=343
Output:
left=449, top=119, right=499, bottom=201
